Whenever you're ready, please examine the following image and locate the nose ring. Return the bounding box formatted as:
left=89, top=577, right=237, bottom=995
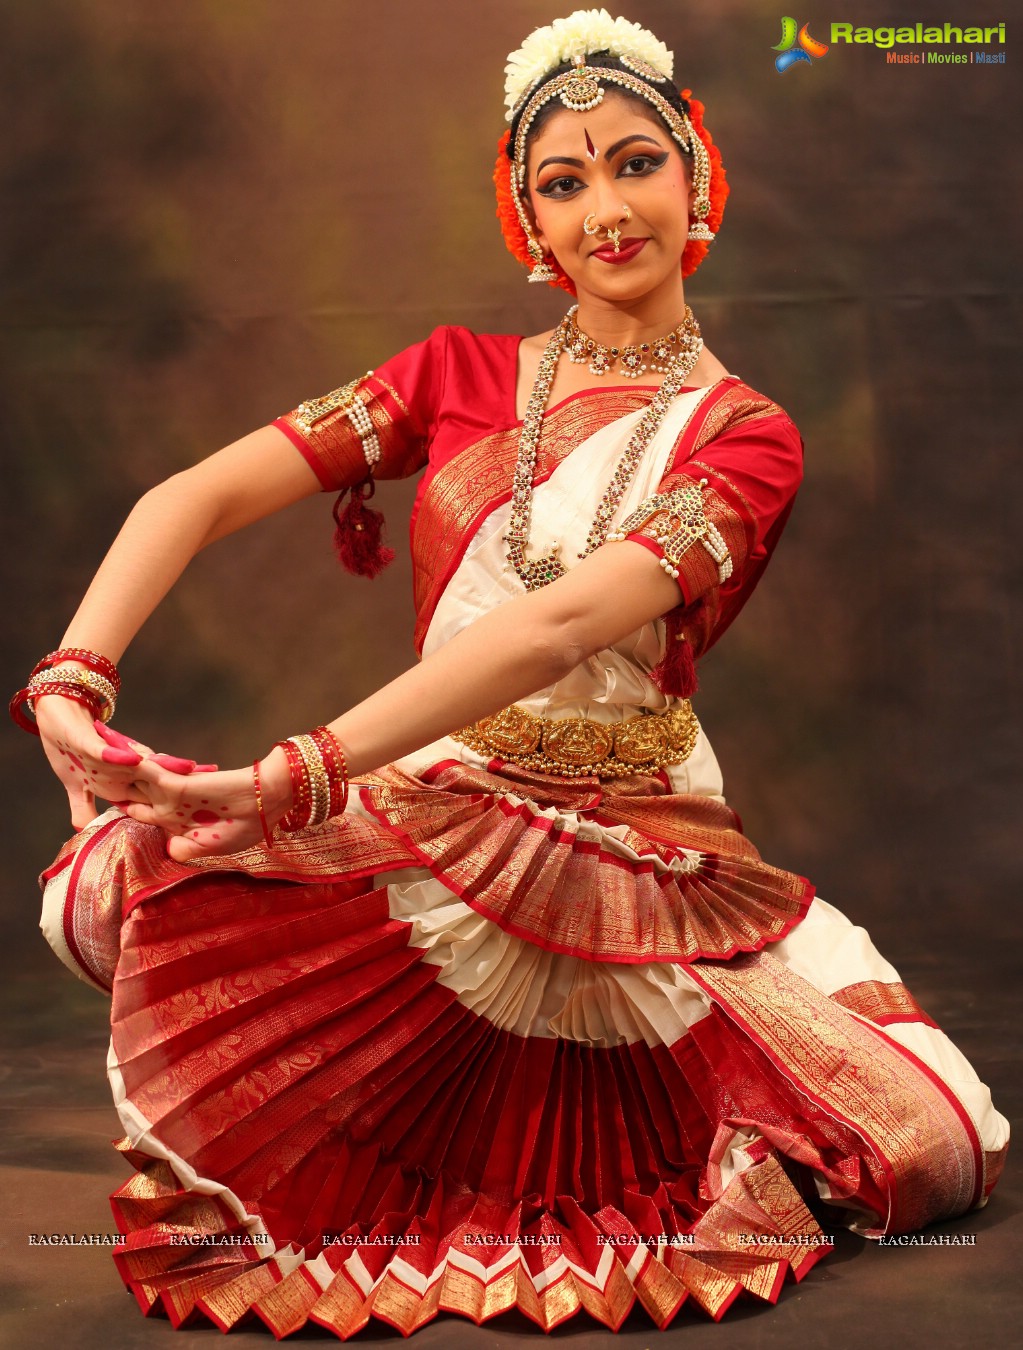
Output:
left=583, top=205, right=632, bottom=254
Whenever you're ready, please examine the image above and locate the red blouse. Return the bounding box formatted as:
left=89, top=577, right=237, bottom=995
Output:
left=272, top=325, right=804, bottom=661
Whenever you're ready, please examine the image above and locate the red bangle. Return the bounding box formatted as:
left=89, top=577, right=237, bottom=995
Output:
left=13, top=647, right=121, bottom=737
left=9, top=687, right=40, bottom=735
left=311, top=725, right=350, bottom=817
left=9, top=683, right=105, bottom=736
left=252, top=760, right=276, bottom=849
left=275, top=738, right=312, bottom=831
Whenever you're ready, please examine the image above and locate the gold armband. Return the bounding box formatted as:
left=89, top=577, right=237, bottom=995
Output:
left=293, top=372, right=381, bottom=470
left=607, top=477, right=733, bottom=584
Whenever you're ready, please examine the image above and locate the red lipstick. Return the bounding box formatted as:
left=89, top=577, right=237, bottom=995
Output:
left=591, top=237, right=647, bottom=265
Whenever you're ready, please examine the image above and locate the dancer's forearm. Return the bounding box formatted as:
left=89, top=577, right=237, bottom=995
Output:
left=260, top=536, right=682, bottom=810
left=59, top=475, right=223, bottom=661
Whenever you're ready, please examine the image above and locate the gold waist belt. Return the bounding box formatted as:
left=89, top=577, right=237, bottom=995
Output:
left=450, top=701, right=699, bottom=778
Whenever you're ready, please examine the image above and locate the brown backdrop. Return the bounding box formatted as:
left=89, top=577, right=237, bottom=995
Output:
left=1, top=0, right=1020, bottom=1339
left=2, top=0, right=1020, bottom=1083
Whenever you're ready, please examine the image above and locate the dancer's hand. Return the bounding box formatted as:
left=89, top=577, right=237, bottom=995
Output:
left=120, top=751, right=291, bottom=862
left=35, top=698, right=156, bottom=830
left=35, top=698, right=218, bottom=832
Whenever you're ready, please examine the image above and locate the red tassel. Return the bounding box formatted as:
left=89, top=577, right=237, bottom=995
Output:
left=331, top=476, right=395, bottom=579
left=651, top=608, right=699, bottom=698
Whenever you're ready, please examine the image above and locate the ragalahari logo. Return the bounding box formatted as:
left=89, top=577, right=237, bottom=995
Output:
left=773, top=17, right=830, bottom=71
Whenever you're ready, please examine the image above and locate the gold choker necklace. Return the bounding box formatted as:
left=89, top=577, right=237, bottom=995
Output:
left=506, top=305, right=702, bottom=591
left=561, top=305, right=700, bottom=378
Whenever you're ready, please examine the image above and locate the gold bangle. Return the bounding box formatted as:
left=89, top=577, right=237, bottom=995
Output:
left=26, top=666, right=118, bottom=722
left=287, top=734, right=331, bottom=827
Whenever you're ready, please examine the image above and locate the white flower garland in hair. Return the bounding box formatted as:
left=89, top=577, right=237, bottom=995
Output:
left=504, top=8, right=674, bottom=119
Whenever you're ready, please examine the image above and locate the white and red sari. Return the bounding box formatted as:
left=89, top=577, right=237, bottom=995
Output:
left=40, top=327, right=1009, bottom=1336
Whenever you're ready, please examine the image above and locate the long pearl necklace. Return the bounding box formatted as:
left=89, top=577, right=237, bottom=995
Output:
left=505, top=305, right=703, bottom=592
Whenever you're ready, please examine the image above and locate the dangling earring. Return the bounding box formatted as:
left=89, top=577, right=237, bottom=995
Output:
left=509, top=157, right=558, bottom=284
left=526, top=236, right=558, bottom=284
left=686, top=138, right=716, bottom=242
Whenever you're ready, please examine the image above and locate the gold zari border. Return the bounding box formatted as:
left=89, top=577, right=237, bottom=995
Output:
left=830, top=979, right=937, bottom=1027
left=690, top=951, right=979, bottom=1232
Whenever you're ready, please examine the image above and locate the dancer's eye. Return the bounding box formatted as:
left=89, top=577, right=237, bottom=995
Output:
left=619, top=152, right=669, bottom=177
left=536, top=175, right=583, bottom=198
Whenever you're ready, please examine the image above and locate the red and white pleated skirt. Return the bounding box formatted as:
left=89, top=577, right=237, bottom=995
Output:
left=39, top=747, right=1009, bottom=1337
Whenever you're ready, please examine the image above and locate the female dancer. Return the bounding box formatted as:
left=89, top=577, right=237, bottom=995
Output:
left=14, top=10, right=1008, bottom=1339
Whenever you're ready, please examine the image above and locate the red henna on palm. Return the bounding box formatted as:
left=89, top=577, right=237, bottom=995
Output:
left=191, top=810, right=219, bottom=825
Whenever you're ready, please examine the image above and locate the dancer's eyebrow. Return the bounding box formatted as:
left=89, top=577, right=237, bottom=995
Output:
left=603, top=133, right=663, bottom=158
left=535, top=154, right=586, bottom=172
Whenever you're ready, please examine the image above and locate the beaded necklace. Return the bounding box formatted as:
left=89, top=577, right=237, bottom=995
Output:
left=505, top=305, right=703, bottom=591
left=562, top=304, right=699, bottom=378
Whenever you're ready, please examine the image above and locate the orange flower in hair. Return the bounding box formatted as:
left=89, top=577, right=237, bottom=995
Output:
left=679, top=91, right=729, bottom=279
left=493, top=131, right=575, bottom=295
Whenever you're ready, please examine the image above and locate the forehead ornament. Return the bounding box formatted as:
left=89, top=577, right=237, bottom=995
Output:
left=559, top=53, right=604, bottom=111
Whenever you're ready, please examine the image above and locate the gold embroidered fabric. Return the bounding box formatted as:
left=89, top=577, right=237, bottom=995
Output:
left=690, top=952, right=981, bottom=1233
left=44, top=808, right=418, bottom=933
left=277, top=375, right=426, bottom=492
left=450, top=702, right=699, bottom=777
left=830, top=979, right=938, bottom=1027
left=362, top=759, right=814, bottom=963
left=688, top=388, right=783, bottom=455
left=106, top=1126, right=834, bottom=1336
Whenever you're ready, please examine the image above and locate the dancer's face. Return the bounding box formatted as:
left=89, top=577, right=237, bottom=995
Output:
left=524, top=90, right=694, bottom=308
